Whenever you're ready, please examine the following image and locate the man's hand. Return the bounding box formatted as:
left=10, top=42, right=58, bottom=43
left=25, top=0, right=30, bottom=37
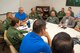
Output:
left=20, top=21, right=26, bottom=26
left=43, top=31, right=49, bottom=37
left=43, top=31, right=52, bottom=47
left=23, top=18, right=29, bottom=22
left=59, top=24, right=65, bottom=28
left=75, top=28, right=80, bottom=32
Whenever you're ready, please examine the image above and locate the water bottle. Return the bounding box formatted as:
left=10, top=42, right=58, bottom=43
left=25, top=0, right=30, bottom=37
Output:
left=27, top=21, right=30, bottom=28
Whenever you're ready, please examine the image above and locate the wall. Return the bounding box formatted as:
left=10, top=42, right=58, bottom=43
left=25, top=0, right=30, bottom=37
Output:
left=20, top=0, right=46, bottom=15
left=0, top=0, right=45, bottom=20
left=44, top=0, right=80, bottom=15
left=20, top=0, right=80, bottom=15
left=0, top=0, right=20, bottom=14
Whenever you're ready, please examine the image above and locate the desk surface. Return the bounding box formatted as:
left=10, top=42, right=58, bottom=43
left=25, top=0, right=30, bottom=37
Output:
left=18, top=19, right=80, bottom=53
left=44, top=22, right=80, bottom=40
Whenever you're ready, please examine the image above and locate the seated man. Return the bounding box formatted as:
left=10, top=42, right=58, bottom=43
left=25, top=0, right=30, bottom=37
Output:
left=68, top=7, right=74, bottom=17
left=7, top=18, right=28, bottom=51
left=20, top=19, right=51, bottom=53
left=47, top=11, right=59, bottom=24
left=52, top=32, right=74, bottom=53
left=29, top=8, right=42, bottom=19
left=1, top=12, right=13, bottom=34
left=74, top=20, right=80, bottom=32
left=59, top=10, right=75, bottom=28
left=50, top=7, right=57, bottom=17
left=15, top=7, right=28, bottom=21
left=58, top=8, right=66, bottom=22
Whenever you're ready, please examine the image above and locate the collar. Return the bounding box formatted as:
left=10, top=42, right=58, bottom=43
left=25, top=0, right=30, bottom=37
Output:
left=51, top=16, right=56, bottom=17
left=10, top=26, right=17, bottom=30
left=7, top=18, right=10, bottom=20
left=18, top=12, right=24, bottom=15
left=30, top=32, right=43, bottom=41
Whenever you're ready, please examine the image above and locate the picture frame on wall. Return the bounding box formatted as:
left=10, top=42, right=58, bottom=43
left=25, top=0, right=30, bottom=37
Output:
left=66, top=0, right=80, bottom=6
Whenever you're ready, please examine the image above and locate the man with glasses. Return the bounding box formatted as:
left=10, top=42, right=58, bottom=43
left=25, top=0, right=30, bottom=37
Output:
left=59, top=10, right=75, bottom=28
left=15, top=7, right=28, bottom=22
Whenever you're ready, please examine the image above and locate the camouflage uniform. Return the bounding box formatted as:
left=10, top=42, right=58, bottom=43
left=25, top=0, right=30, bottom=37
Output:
left=47, top=16, right=59, bottom=24
left=7, top=26, right=28, bottom=51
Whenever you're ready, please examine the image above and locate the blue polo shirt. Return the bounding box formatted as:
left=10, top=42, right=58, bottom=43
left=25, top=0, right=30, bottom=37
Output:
left=19, top=32, right=51, bottom=53
left=15, top=12, right=28, bottom=21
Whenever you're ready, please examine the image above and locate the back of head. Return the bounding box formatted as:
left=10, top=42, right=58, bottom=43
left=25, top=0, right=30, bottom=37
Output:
left=33, top=19, right=46, bottom=34
left=10, top=18, right=19, bottom=26
left=52, top=32, right=74, bottom=53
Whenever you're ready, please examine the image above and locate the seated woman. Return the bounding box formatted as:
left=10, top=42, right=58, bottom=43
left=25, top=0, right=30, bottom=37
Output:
left=7, top=18, right=28, bottom=51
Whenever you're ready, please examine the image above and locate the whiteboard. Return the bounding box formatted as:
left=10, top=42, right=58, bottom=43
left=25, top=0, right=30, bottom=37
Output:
left=0, top=0, right=20, bottom=14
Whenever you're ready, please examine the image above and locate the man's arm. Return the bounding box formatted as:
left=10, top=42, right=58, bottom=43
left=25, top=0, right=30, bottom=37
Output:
left=43, top=31, right=52, bottom=47
left=56, top=17, right=59, bottom=24
left=19, top=30, right=28, bottom=34
left=23, top=13, right=29, bottom=22
left=23, top=17, right=29, bottom=22
left=59, top=16, right=65, bottom=27
left=74, top=22, right=80, bottom=32
left=74, top=28, right=80, bottom=32
left=67, top=19, right=75, bottom=28
left=15, top=13, right=18, bottom=19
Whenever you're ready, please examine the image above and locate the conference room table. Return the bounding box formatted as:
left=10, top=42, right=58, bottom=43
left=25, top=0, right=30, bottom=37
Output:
left=17, top=19, right=80, bottom=53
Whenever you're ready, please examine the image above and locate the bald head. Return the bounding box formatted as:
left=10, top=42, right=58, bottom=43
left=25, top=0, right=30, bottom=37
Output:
left=66, top=11, right=71, bottom=17
left=19, top=7, right=24, bottom=14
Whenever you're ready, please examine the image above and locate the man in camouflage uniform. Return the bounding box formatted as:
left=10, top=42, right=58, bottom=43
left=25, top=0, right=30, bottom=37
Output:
left=29, top=8, right=42, bottom=19
left=7, top=18, right=28, bottom=51
left=68, top=7, right=74, bottom=17
left=50, top=7, right=58, bottom=17
left=58, top=8, right=66, bottom=22
left=47, top=11, right=59, bottom=24
left=1, top=12, right=13, bottom=34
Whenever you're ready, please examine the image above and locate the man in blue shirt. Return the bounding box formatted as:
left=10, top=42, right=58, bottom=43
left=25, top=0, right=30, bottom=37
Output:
left=15, top=7, right=28, bottom=21
left=20, top=19, right=51, bottom=53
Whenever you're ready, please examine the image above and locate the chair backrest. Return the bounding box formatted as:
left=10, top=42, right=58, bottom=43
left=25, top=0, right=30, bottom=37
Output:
left=4, top=30, right=12, bottom=45
left=0, top=20, right=2, bottom=31
left=4, top=30, right=18, bottom=53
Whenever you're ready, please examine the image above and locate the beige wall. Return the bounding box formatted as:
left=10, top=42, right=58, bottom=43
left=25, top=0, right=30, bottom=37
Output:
left=40, top=0, right=80, bottom=15
left=20, top=0, right=80, bottom=16
left=20, top=0, right=46, bottom=15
